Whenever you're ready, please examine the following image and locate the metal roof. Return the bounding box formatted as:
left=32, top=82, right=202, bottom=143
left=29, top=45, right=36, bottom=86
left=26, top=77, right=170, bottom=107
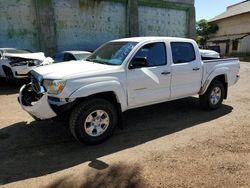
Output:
left=209, top=0, right=250, bottom=22
left=207, top=34, right=250, bottom=42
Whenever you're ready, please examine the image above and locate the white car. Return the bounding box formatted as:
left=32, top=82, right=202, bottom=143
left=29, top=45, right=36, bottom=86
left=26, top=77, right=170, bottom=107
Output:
left=53, top=51, right=92, bottom=63
left=18, top=37, right=240, bottom=144
left=0, top=48, right=52, bottom=82
left=199, top=49, right=220, bottom=59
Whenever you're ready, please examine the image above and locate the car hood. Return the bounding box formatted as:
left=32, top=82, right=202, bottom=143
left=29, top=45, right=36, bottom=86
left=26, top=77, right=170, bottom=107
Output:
left=32, top=60, right=119, bottom=79
left=4, top=52, right=46, bottom=61
left=199, top=49, right=220, bottom=58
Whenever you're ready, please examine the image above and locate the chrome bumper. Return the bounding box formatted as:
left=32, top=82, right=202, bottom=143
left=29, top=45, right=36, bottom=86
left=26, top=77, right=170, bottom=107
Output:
left=18, top=84, right=57, bottom=120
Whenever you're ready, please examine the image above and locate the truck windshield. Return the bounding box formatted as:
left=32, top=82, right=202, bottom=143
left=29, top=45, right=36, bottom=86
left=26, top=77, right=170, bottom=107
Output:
left=86, top=42, right=138, bottom=65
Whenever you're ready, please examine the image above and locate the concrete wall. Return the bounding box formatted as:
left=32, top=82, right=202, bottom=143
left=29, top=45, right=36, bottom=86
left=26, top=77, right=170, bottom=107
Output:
left=0, top=0, right=38, bottom=51
left=138, top=6, right=187, bottom=37
left=0, top=0, right=195, bottom=55
left=53, top=0, right=126, bottom=52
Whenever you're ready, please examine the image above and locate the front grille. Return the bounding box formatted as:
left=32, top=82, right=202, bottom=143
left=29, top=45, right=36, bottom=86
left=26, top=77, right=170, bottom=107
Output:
left=30, top=74, right=45, bottom=94
left=31, top=75, right=40, bottom=93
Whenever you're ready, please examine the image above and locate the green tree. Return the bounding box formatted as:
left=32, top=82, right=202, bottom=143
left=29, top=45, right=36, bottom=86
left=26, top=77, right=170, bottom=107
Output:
left=196, top=19, right=218, bottom=47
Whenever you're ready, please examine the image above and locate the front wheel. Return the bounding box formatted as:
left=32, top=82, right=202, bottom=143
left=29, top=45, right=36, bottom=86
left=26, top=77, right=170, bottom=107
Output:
left=4, top=67, right=15, bottom=83
left=69, top=98, right=118, bottom=145
left=199, top=80, right=225, bottom=110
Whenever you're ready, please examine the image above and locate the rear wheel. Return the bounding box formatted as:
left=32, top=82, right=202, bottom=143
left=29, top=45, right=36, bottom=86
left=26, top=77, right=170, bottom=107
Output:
left=199, top=80, right=225, bottom=110
left=69, top=98, right=118, bottom=145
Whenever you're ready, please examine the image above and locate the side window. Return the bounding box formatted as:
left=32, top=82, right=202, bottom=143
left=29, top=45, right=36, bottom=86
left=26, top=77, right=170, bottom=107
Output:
left=171, top=42, right=196, bottom=64
left=64, top=53, right=76, bottom=61
left=133, top=42, right=167, bottom=67
left=54, top=53, right=64, bottom=63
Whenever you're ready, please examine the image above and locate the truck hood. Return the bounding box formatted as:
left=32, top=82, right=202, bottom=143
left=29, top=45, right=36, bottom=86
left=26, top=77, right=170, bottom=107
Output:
left=32, top=60, right=118, bottom=79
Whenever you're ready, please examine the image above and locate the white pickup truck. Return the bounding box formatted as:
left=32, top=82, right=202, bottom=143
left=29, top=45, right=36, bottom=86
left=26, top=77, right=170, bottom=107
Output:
left=18, top=37, right=240, bottom=144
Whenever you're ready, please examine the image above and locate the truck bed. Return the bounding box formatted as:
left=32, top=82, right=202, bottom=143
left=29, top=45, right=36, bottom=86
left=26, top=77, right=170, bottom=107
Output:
left=202, top=58, right=240, bottom=87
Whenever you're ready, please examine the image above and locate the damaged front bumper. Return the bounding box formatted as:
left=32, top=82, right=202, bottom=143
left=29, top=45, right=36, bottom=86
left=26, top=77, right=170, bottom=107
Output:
left=18, top=84, right=75, bottom=120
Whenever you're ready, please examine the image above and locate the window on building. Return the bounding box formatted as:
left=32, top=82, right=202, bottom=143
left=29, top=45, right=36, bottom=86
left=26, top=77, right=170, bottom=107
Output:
left=232, top=40, right=238, bottom=51
left=171, top=42, right=196, bottom=64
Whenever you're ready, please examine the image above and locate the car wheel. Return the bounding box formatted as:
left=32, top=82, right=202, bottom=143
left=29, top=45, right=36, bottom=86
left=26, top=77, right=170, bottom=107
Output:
left=199, top=80, right=225, bottom=110
left=69, top=98, right=118, bottom=145
left=3, top=67, right=15, bottom=83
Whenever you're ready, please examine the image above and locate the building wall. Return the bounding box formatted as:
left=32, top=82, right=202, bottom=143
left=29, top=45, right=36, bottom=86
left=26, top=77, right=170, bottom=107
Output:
left=208, top=13, right=250, bottom=55
left=138, top=6, right=187, bottom=37
left=53, top=0, right=127, bottom=51
left=211, top=13, right=250, bottom=36
left=240, top=35, right=250, bottom=53
left=0, top=0, right=39, bottom=52
left=0, top=0, right=195, bottom=55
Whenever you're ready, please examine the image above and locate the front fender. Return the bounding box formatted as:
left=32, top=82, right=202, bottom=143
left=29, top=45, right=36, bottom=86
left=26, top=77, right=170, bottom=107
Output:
left=69, top=80, right=127, bottom=111
left=199, top=67, right=229, bottom=95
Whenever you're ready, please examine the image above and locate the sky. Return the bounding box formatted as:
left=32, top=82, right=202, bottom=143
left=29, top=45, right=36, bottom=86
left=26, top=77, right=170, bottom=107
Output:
left=195, top=0, right=244, bottom=21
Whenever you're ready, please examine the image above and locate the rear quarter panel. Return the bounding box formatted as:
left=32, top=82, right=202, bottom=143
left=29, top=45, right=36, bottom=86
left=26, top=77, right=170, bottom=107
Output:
left=201, top=58, right=240, bottom=94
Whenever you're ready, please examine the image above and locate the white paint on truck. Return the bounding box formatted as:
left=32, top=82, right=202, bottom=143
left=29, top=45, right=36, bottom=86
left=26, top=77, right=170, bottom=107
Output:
left=18, top=37, right=240, bottom=144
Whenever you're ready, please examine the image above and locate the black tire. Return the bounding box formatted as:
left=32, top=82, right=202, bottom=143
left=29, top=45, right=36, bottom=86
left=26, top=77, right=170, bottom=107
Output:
left=3, top=67, right=15, bottom=84
left=69, top=98, right=118, bottom=145
left=199, top=80, right=225, bottom=110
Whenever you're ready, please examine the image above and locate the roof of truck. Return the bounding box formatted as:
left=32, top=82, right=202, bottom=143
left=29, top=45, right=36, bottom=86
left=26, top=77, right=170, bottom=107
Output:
left=112, top=36, right=195, bottom=43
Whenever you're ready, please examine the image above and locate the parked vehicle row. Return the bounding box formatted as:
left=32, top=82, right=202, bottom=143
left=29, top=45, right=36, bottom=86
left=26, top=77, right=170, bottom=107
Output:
left=0, top=48, right=91, bottom=82
left=53, top=51, right=91, bottom=63
left=18, top=37, right=240, bottom=145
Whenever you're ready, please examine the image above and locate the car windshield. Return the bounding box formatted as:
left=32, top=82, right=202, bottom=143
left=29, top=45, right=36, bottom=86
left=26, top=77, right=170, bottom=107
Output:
left=87, top=42, right=138, bottom=65
left=74, top=53, right=91, bottom=60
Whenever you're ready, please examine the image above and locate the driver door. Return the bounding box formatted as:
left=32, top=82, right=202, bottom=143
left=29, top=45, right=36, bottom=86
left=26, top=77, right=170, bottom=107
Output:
left=127, top=42, right=171, bottom=108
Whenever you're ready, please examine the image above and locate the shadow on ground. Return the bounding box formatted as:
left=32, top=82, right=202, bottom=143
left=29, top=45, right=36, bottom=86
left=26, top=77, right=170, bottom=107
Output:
left=0, top=97, right=233, bottom=185
left=0, top=78, right=28, bottom=95
left=47, top=163, right=145, bottom=188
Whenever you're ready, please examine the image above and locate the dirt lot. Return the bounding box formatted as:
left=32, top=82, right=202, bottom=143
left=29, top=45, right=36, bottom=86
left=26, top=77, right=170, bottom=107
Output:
left=0, top=62, right=249, bottom=188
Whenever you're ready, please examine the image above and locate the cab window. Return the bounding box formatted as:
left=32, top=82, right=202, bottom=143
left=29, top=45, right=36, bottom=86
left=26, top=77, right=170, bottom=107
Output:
left=171, top=42, right=196, bottom=64
left=133, top=42, right=167, bottom=67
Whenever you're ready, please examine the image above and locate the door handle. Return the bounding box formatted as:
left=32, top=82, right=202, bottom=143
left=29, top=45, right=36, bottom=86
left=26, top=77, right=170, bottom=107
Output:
left=161, top=71, right=171, bottom=75
left=192, top=67, right=200, bottom=71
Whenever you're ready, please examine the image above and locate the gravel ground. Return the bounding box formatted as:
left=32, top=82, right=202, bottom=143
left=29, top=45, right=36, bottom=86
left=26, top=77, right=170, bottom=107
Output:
left=0, top=62, right=249, bottom=188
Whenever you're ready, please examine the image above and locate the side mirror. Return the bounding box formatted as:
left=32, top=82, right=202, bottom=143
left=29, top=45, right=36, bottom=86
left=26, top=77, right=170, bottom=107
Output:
left=129, top=57, right=148, bottom=69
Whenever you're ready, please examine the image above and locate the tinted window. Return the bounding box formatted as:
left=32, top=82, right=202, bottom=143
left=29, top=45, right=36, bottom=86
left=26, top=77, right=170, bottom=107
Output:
left=54, top=53, right=64, bottom=63
left=133, top=43, right=167, bottom=67
left=64, top=53, right=76, bottom=61
left=171, top=42, right=196, bottom=64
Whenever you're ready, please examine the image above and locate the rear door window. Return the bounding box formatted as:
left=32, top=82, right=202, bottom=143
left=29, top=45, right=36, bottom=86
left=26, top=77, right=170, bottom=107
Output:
left=171, top=42, right=196, bottom=64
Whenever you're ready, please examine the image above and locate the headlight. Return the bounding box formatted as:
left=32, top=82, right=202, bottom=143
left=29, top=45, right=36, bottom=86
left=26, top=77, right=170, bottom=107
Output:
left=28, top=60, right=41, bottom=67
left=43, top=79, right=66, bottom=95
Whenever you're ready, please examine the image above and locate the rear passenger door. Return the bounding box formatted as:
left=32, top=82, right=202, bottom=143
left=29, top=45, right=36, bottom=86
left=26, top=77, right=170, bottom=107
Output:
left=170, top=42, right=202, bottom=98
